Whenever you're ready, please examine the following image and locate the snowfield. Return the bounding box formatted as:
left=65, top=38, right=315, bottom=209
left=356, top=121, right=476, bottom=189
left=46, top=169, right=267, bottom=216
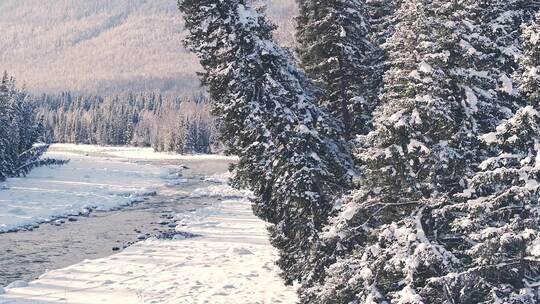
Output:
left=0, top=188, right=297, bottom=303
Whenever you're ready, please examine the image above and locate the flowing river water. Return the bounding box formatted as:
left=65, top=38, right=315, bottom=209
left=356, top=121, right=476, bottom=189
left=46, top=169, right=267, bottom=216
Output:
left=0, top=151, right=232, bottom=287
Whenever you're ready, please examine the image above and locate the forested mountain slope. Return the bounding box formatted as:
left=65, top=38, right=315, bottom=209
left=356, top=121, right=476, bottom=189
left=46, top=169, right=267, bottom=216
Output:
left=0, top=0, right=297, bottom=95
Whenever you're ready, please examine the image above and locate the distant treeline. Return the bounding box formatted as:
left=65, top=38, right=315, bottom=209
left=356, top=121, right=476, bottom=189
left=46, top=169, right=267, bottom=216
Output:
left=36, top=92, right=221, bottom=154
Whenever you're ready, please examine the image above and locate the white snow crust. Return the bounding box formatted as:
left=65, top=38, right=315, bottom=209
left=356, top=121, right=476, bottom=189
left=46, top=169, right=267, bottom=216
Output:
left=0, top=193, right=297, bottom=304
left=0, top=147, right=168, bottom=232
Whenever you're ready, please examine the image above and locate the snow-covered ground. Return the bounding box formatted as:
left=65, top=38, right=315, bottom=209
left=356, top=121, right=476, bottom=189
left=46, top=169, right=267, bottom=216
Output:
left=0, top=185, right=297, bottom=303
left=0, top=144, right=297, bottom=303
left=49, top=144, right=237, bottom=161
left=0, top=144, right=239, bottom=233
left=0, top=149, right=170, bottom=233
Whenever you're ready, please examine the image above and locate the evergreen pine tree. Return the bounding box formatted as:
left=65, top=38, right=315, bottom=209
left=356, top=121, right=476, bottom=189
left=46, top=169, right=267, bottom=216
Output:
left=295, top=0, right=380, bottom=137
left=0, top=72, right=12, bottom=180
left=424, top=11, right=540, bottom=303
left=365, top=0, right=401, bottom=45
left=178, top=0, right=352, bottom=284
left=0, top=72, right=50, bottom=180
left=302, top=1, right=471, bottom=302
left=517, top=11, right=540, bottom=103
left=431, top=106, right=540, bottom=303
left=455, top=0, right=539, bottom=135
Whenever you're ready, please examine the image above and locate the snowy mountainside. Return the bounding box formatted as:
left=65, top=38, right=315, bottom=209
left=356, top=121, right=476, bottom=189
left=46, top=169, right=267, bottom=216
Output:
left=0, top=0, right=297, bottom=95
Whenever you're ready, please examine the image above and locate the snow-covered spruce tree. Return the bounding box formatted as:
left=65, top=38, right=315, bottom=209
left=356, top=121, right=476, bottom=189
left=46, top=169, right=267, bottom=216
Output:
left=424, top=12, right=540, bottom=303
left=0, top=72, right=23, bottom=180
left=406, top=0, right=540, bottom=178
left=455, top=0, right=539, bottom=135
left=429, top=106, right=540, bottom=303
left=0, top=72, right=48, bottom=180
left=365, top=0, right=401, bottom=46
left=300, top=1, right=471, bottom=303
left=517, top=11, right=540, bottom=103
left=295, top=0, right=380, bottom=137
left=178, top=0, right=351, bottom=284
left=0, top=73, right=12, bottom=180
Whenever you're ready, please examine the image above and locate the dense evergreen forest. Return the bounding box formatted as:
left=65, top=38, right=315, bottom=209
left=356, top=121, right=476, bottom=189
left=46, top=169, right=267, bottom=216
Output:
left=36, top=92, right=220, bottom=154
left=0, top=72, right=60, bottom=181
left=179, top=0, right=540, bottom=303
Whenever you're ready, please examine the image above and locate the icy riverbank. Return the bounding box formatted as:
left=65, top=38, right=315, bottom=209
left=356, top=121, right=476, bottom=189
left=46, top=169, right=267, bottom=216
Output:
left=0, top=183, right=297, bottom=303
left=48, top=144, right=238, bottom=161
left=0, top=144, right=238, bottom=233
left=0, top=149, right=168, bottom=233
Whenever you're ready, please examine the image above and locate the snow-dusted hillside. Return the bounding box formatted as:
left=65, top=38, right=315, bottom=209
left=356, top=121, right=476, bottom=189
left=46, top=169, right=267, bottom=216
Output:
left=0, top=0, right=297, bottom=95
